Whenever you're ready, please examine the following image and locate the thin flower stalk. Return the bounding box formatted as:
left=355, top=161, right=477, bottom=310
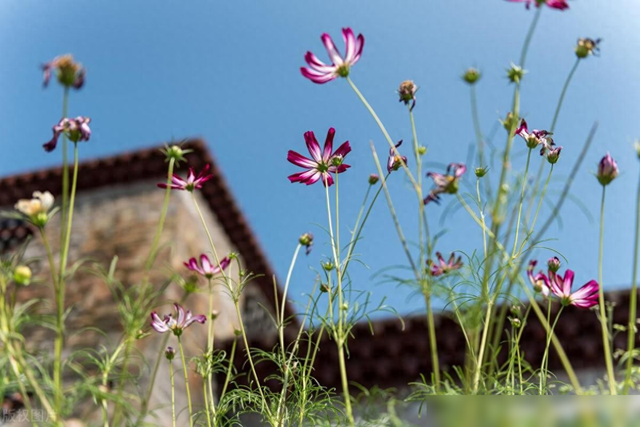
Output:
left=525, top=57, right=580, bottom=225
left=170, top=360, right=176, bottom=427
left=346, top=77, right=419, bottom=191
left=322, top=172, right=354, bottom=425
left=598, top=186, right=617, bottom=394
left=370, top=143, right=442, bottom=391
left=520, top=280, right=582, bottom=394
left=539, top=305, right=564, bottom=394
left=473, top=9, right=542, bottom=389
left=54, top=141, right=80, bottom=413
left=177, top=337, right=194, bottom=427
left=624, top=169, right=640, bottom=394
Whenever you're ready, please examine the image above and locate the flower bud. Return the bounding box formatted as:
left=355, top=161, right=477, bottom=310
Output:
left=417, top=146, right=427, bottom=156
left=13, top=265, right=32, bottom=286
left=341, top=303, right=349, bottom=311
left=368, top=174, right=380, bottom=185
left=506, top=63, right=526, bottom=84
left=320, top=283, right=330, bottom=293
left=233, top=328, right=242, bottom=337
left=299, top=233, right=314, bottom=255
left=462, top=68, right=481, bottom=85
left=211, top=310, right=220, bottom=321
left=547, top=256, right=561, bottom=273
left=398, top=80, right=418, bottom=109
left=475, top=167, right=488, bottom=178
left=575, top=38, right=601, bottom=59
left=322, top=261, right=334, bottom=271
left=510, top=305, right=522, bottom=317
left=509, top=317, right=522, bottom=328
left=596, top=153, right=619, bottom=186
left=546, top=146, right=562, bottom=164
left=501, top=112, right=517, bottom=132
left=331, top=155, right=344, bottom=167
left=165, top=346, right=176, bottom=361
left=56, top=55, right=83, bottom=87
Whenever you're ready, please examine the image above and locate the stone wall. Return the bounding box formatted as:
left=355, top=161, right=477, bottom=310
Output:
left=8, top=179, right=267, bottom=425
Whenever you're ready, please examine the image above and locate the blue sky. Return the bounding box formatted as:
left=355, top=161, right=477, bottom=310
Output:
left=1, top=0, right=640, bottom=318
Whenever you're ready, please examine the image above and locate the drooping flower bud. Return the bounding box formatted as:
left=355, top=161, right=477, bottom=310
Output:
left=462, top=68, right=481, bottom=85
left=299, top=233, right=314, bottom=255
left=13, top=265, right=32, bottom=286
left=398, top=80, right=418, bottom=110
left=596, top=153, right=619, bottom=186
left=575, top=38, right=601, bottom=59
left=368, top=174, right=380, bottom=185
left=547, top=256, right=561, bottom=273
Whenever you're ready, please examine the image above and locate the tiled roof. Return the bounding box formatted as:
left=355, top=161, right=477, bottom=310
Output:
left=220, top=288, right=637, bottom=391
left=0, top=139, right=290, bottom=318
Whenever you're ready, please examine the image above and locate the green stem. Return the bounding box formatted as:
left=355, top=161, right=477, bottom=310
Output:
left=521, top=282, right=582, bottom=394
left=206, top=279, right=216, bottom=422
left=519, top=7, right=542, bottom=68
left=539, top=304, right=564, bottom=394
left=178, top=337, right=194, bottom=427
left=624, top=170, right=640, bottom=394
left=511, top=149, right=533, bottom=257
left=170, top=361, right=176, bottom=427
left=549, top=58, right=580, bottom=134
left=346, top=77, right=419, bottom=191
left=145, top=158, right=176, bottom=270
left=59, top=87, right=69, bottom=268
left=219, top=337, right=237, bottom=401
left=54, top=142, right=79, bottom=414
left=598, top=186, right=617, bottom=394
left=424, top=290, right=441, bottom=391
left=323, top=174, right=354, bottom=426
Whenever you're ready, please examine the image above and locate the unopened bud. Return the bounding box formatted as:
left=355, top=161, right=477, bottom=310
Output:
left=322, top=261, right=334, bottom=271
left=475, top=167, right=488, bottom=178
left=417, top=146, right=427, bottom=156
left=575, top=38, right=601, bottom=59
left=368, top=174, right=380, bottom=185
left=547, top=257, right=561, bottom=273
left=462, top=68, right=481, bottom=85
left=506, top=63, right=526, bottom=84
left=13, top=265, right=32, bottom=286
left=165, top=346, right=176, bottom=361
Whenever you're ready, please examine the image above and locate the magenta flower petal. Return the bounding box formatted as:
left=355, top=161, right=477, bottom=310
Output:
left=287, top=151, right=317, bottom=168
left=301, top=28, right=364, bottom=84
left=288, top=128, right=350, bottom=187
left=321, top=33, right=343, bottom=65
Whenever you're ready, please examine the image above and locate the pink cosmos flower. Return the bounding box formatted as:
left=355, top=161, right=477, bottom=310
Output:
left=184, top=254, right=230, bottom=279
left=596, top=153, right=619, bottom=186
left=527, top=260, right=550, bottom=297
left=507, top=0, right=569, bottom=10
left=43, top=117, right=91, bottom=152
left=150, top=303, right=206, bottom=336
left=424, top=163, right=466, bottom=205
left=515, top=119, right=553, bottom=154
left=548, top=269, right=599, bottom=308
left=428, top=252, right=463, bottom=276
left=301, top=28, right=364, bottom=84
left=387, top=140, right=408, bottom=173
left=287, top=128, right=351, bottom=187
left=157, top=164, right=213, bottom=191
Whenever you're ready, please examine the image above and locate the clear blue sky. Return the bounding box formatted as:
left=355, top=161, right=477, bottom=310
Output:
left=1, top=0, right=639, bottom=318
